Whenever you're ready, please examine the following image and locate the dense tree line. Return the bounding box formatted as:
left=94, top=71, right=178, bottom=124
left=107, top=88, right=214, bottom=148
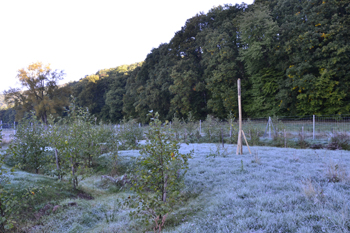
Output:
left=3, top=0, right=350, bottom=123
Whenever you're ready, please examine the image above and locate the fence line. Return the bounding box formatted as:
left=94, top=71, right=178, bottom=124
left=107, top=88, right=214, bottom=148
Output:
left=2, top=114, right=350, bottom=143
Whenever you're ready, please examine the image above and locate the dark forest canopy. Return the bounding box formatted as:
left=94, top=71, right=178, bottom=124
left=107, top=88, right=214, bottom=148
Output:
left=2, top=0, right=350, bottom=123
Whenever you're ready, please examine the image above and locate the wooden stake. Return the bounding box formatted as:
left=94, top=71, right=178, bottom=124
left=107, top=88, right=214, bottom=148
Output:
left=236, top=130, right=242, bottom=154
left=236, top=78, right=251, bottom=155
left=221, top=128, right=224, bottom=148
left=241, top=131, right=251, bottom=154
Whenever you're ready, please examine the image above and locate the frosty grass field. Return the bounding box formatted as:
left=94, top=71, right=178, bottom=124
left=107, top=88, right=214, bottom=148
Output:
left=11, top=143, right=350, bottom=232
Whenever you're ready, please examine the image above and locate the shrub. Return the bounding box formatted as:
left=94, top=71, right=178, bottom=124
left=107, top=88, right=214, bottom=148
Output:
left=297, top=131, right=309, bottom=149
left=170, top=113, right=182, bottom=140
left=47, top=101, right=113, bottom=189
left=226, top=111, right=237, bottom=144
left=0, top=124, right=15, bottom=231
left=118, top=118, right=143, bottom=149
left=325, top=159, right=349, bottom=183
left=183, top=112, right=198, bottom=143
left=245, top=119, right=261, bottom=146
left=127, top=112, right=192, bottom=232
left=328, top=132, right=350, bottom=150
left=202, top=115, right=221, bottom=142
left=6, top=112, right=50, bottom=174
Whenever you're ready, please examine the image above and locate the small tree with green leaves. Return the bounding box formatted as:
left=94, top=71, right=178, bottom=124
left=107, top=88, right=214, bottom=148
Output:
left=128, top=112, right=192, bottom=232
left=245, top=119, right=261, bottom=146
left=170, top=113, right=182, bottom=140
left=0, top=123, right=15, bottom=231
left=202, top=115, right=221, bottom=142
left=47, top=115, right=68, bottom=180
left=118, top=118, right=143, bottom=149
left=183, top=111, right=198, bottom=142
left=59, top=103, right=96, bottom=189
left=7, top=112, right=50, bottom=174
left=226, top=111, right=237, bottom=144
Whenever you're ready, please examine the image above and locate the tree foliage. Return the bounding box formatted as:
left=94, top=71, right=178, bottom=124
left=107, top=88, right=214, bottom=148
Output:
left=128, top=112, right=192, bottom=231
left=4, top=62, right=70, bottom=123
left=6, top=1, right=350, bottom=123
left=7, top=112, right=50, bottom=174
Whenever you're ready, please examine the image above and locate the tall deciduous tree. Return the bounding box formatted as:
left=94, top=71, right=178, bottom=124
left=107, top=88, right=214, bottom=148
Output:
left=200, top=5, right=245, bottom=119
left=169, top=14, right=208, bottom=119
left=4, top=62, right=70, bottom=123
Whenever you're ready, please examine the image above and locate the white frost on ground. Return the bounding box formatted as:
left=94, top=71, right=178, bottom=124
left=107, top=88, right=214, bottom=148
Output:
left=116, top=143, right=350, bottom=232
left=21, top=143, right=350, bottom=233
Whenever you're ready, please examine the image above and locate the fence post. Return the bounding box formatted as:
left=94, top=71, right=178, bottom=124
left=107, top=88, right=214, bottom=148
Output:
left=313, top=115, right=315, bottom=140
left=269, top=117, right=271, bottom=139
left=199, top=120, right=201, bottom=135
left=229, top=119, right=232, bottom=138
left=302, top=126, right=304, bottom=139
left=221, top=128, right=224, bottom=148
left=0, top=120, right=2, bottom=130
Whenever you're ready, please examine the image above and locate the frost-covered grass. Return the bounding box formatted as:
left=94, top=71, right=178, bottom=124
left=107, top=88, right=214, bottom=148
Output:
left=164, top=144, right=350, bottom=232
left=6, top=144, right=350, bottom=232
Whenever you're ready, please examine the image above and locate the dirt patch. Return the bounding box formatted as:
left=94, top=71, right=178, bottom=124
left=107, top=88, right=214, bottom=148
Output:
left=34, top=203, right=53, bottom=220
left=76, top=191, right=94, bottom=200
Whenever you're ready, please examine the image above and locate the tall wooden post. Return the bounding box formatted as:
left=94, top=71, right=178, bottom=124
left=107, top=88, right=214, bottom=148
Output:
left=236, top=78, right=251, bottom=155
left=313, top=115, right=315, bottom=140
left=237, top=79, right=243, bottom=154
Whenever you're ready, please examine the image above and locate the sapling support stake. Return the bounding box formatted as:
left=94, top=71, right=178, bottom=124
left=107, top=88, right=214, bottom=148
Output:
left=313, top=115, right=315, bottom=140
left=302, top=126, right=304, bottom=139
left=236, top=78, right=251, bottom=155
left=263, top=117, right=277, bottom=138
left=221, top=128, right=224, bottom=148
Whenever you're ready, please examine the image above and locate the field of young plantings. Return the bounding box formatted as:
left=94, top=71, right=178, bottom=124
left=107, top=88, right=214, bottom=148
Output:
left=1, top=110, right=350, bottom=232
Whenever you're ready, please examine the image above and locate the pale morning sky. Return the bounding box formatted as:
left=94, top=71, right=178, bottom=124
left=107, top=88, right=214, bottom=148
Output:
left=0, top=0, right=253, bottom=93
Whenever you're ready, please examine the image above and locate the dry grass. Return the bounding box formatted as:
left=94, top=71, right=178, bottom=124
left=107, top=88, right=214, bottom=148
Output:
left=251, top=151, right=261, bottom=164
left=325, top=158, right=349, bottom=183
left=289, top=152, right=299, bottom=162
left=300, top=178, right=325, bottom=204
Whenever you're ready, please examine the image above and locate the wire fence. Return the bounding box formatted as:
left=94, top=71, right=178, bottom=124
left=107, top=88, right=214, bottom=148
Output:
left=240, top=115, right=350, bottom=140
left=2, top=114, right=350, bottom=144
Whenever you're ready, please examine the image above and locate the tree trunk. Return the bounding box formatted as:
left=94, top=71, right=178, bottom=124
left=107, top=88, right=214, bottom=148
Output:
left=71, top=157, right=76, bottom=189
left=162, top=175, right=168, bottom=202
left=89, top=142, right=93, bottom=167
left=55, top=149, right=61, bottom=180
left=0, top=200, right=5, bottom=231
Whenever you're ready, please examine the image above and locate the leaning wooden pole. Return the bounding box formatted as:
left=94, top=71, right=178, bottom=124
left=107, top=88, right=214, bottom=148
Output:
left=236, top=79, right=243, bottom=154
left=236, top=78, right=251, bottom=155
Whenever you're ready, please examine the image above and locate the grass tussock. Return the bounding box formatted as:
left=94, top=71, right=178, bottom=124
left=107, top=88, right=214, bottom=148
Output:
left=328, top=132, right=350, bottom=150
left=251, top=151, right=261, bottom=164
left=300, top=178, right=326, bottom=204
left=325, top=159, right=349, bottom=183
